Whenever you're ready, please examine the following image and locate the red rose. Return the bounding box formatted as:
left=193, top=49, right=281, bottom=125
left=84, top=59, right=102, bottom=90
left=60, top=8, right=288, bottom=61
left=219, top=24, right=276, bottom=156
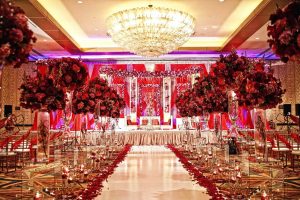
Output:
left=82, top=93, right=89, bottom=100
left=218, top=78, right=225, bottom=85
left=9, top=28, right=24, bottom=42
left=0, top=43, right=11, bottom=58
left=64, top=74, right=72, bottom=83
left=77, top=102, right=84, bottom=109
left=89, top=93, right=95, bottom=98
left=218, top=62, right=226, bottom=70
left=88, top=100, right=95, bottom=106
left=15, top=13, right=28, bottom=28
left=72, top=64, right=81, bottom=73
left=95, top=92, right=102, bottom=97
left=36, top=93, right=46, bottom=101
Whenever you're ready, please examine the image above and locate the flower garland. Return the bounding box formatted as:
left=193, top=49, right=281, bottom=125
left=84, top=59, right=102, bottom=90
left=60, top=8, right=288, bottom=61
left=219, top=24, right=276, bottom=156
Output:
left=235, top=61, right=285, bottom=110
left=99, top=67, right=202, bottom=78
left=77, top=144, right=132, bottom=200
left=267, top=1, right=300, bottom=63
left=0, top=0, right=36, bottom=68
left=167, top=145, right=225, bottom=200
left=19, top=74, right=66, bottom=111
left=36, top=57, right=88, bottom=91
left=210, top=51, right=252, bottom=91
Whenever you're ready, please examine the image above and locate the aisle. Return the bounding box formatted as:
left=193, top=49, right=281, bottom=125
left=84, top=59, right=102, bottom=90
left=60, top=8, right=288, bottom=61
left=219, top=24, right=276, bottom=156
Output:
left=96, top=146, right=211, bottom=200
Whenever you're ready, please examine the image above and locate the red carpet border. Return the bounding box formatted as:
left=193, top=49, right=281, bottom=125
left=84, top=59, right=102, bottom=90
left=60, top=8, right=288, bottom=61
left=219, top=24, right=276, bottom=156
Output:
left=167, top=144, right=225, bottom=200
left=77, top=144, right=132, bottom=200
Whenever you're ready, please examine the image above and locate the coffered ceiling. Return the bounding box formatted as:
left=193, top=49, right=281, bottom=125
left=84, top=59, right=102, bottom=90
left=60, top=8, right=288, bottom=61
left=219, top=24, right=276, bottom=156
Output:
left=15, top=0, right=292, bottom=60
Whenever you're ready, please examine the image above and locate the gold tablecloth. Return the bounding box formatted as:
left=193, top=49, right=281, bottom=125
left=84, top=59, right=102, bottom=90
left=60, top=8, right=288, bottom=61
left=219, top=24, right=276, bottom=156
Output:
left=115, top=130, right=197, bottom=145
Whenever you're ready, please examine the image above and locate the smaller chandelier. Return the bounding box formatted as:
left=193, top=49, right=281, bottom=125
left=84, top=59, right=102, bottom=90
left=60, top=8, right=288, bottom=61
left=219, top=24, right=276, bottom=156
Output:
left=106, top=5, right=195, bottom=57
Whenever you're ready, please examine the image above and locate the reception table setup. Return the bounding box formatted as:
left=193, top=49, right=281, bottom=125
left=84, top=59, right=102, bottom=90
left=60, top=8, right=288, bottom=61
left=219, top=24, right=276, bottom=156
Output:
left=0, top=0, right=300, bottom=199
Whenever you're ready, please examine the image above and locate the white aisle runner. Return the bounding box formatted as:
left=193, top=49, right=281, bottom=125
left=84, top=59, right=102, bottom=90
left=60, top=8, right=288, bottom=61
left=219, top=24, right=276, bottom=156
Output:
left=96, top=146, right=211, bottom=200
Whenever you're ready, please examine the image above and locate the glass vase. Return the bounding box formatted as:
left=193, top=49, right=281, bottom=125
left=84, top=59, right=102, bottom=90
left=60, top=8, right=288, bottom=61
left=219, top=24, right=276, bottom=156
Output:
left=228, top=91, right=239, bottom=137
left=201, top=112, right=210, bottom=131
left=64, top=91, right=73, bottom=133
left=228, top=91, right=239, bottom=154
left=254, top=108, right=267, bottom=161
left=37, top=109, right=50, bottom=163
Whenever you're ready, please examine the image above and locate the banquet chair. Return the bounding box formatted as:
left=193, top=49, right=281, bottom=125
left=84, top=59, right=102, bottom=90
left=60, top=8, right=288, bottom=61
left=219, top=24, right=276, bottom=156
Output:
left=161, top=119, right=172, bottom=130
left=151, top=119, right=160, bottom=129
left=0, top=142, right=17, bottom=172
left=271, top=131, right=291, bottom=166
left=126, top=116, right=138, bottom=130
left=14, top=140, right=30, bottom=167
left=142, top=119, right=148, bottom=125
left=291, top=132, right=300, bottom=170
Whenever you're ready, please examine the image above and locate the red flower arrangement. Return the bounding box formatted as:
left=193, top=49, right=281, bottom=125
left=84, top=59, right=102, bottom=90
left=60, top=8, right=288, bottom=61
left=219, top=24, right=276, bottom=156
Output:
left=175, top=89, right=198, bottom=117
left=19, top=74, right=66, bottom=111
left=0, top=0, right=36, bottom=68
left=193, top=75, right=228, bottom=113
left=210, top=51, right=252, bottom=91
left=95, top=89, right=126, bottom=118
left=72, top=78, right=108, bottom=114
left=175, top=88, right=202, bottom=117
left=72, top=77, right=125, bottom=117
left=267, top=1, right=300, bottom=63
left=36, top=57, right=88, bottom=91
left=235, top=61, right=285, bottom=110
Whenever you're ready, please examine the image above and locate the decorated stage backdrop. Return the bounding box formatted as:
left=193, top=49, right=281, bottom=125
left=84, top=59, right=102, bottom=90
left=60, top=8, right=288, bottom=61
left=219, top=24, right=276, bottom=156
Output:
left=35, top=63, right=256, bottom=131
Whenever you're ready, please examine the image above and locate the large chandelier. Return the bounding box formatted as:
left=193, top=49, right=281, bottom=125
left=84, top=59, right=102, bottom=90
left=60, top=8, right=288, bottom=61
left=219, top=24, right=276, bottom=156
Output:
left=106, top=5, right=195, bottom=57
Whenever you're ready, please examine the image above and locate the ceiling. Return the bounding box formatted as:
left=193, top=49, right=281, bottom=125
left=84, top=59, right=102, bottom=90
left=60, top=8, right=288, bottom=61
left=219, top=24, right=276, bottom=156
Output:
left=15, top=0, right=292, bottom=60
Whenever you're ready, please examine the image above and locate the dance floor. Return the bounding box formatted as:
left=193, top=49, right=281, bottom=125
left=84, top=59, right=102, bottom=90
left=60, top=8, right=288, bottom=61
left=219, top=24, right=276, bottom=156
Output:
left=97, top=146, right=211, bottom=200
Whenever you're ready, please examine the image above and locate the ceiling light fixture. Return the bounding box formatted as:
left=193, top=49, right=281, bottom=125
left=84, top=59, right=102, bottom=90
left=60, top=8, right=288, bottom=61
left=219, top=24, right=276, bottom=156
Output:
left=77, top=1, right=83, bottom=4
left=106, top=5, right=195, bottom=57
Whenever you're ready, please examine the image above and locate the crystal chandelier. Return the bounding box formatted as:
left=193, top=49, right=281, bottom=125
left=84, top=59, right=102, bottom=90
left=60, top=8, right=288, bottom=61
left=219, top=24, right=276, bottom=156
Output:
left=106, top=5, right=195, bottom=57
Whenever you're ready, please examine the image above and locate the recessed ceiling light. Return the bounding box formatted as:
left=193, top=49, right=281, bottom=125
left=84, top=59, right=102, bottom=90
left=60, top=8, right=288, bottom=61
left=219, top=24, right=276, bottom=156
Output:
left=255, top=37, right=260, bottom=40
left=77, top=1, right=83, bottom=4
left=219, top=0, right=225, bottom=2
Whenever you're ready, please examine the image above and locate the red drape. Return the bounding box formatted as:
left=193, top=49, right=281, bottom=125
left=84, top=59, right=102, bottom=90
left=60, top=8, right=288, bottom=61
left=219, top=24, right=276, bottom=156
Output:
left=70, top=114, right=81, bottom=131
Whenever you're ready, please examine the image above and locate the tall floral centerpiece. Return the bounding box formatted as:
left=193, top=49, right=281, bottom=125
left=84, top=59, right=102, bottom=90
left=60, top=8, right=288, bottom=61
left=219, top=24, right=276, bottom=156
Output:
left=210, top=51, right=252, bottom=139
left=235, top=61, right=285, bottom=160
left=175, top=88, right=201, bottom=142
left=193, top=75, right=228, bottom=143
left=0, top=0, right=36, bottom=68
left=72, top=77, right=125, bottom=133
left=267, top=1, right=300, bottom=63
left=19, top=73, right=66, bottom=162
left=37, top=58, right=88, bottom=132
left=96, top=86, right=125, bottom=133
